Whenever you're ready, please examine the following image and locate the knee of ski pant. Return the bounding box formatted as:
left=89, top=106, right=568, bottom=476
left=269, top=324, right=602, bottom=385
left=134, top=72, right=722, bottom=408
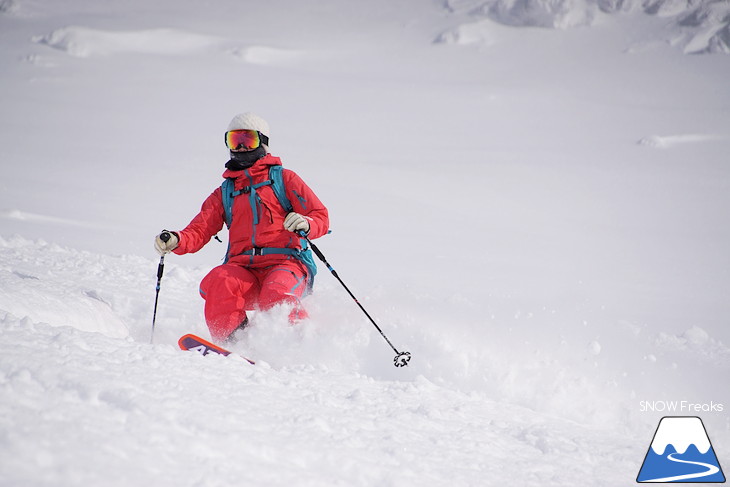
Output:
left=199, top=264, right=258, bottom=300
left=258, top=267, right=307, bottom=310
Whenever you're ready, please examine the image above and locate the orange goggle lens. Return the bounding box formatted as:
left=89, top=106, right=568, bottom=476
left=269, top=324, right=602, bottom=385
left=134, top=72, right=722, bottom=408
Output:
left=225, top=130, right=261, bottom=151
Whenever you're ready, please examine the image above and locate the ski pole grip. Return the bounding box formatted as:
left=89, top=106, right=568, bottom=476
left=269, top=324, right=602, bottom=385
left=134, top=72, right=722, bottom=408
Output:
left=160, top=231, right=171, bottom=243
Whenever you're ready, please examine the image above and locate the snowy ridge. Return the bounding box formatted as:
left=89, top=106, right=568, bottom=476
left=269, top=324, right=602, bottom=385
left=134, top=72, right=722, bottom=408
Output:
left=440, top=0, right=730, bottom=53
left=444, top=0, right=597, bottom=29
left=0, top=236, right=130, bottom=338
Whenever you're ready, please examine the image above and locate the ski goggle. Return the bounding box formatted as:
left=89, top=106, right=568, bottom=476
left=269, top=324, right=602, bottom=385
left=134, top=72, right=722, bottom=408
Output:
left=225, top=130, right=269, bottom=151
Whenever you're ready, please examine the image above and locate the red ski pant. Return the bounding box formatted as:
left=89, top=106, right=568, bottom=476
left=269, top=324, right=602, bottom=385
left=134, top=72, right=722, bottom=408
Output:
left=199, top=261, right=308, bottom=342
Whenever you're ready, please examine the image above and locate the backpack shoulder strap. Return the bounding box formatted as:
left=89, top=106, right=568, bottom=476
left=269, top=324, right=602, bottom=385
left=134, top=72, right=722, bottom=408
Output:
left=221, top=178, right=235, bottom=228
left=269, top=165, right=318, bottom=293
left=221, top=167, right=286, bottom=229
left=268, top=165, right=293, bottom=213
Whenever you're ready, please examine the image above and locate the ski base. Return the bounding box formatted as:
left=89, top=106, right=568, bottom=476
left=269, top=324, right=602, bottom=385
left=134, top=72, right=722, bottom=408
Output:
left=178, top=334, right=255, bottom=365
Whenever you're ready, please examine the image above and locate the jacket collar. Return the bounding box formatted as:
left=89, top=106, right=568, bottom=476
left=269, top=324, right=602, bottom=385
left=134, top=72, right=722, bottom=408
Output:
left=222, top=153, right=282, bottom=180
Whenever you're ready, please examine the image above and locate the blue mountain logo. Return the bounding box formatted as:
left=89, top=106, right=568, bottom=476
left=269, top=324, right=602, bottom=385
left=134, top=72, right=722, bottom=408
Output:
left=637, top=416, right=726, bottom=483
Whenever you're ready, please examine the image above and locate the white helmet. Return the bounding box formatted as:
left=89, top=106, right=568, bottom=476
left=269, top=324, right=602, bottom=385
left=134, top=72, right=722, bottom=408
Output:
left=226, top=112, right=270, bottom=142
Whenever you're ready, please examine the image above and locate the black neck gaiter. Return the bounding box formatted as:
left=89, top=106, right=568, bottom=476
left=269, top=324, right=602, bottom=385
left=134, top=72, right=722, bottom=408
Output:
left=225, top=146, right=267, bottom=171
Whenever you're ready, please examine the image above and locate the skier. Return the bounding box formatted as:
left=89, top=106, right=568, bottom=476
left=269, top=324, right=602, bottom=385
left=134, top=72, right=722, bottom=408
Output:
left=154, top=112, right=329, bottom=343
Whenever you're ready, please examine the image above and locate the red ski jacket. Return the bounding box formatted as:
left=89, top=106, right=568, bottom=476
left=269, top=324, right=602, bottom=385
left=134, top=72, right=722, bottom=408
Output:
left=174, top=154, right=329, bottom=269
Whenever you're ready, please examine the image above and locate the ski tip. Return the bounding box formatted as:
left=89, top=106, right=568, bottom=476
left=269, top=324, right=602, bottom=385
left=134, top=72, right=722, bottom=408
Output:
left=178, top=333, right=255, bottom=365
left=177, top=333, right=195, bottom=350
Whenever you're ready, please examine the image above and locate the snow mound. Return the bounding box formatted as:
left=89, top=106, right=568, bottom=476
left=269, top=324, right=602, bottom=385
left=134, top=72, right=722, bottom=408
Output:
left=439, top=0, right=730, bottom=53
left=654, top=326, right=730, bottom=366
left=32, top=26, right=226, bottom=57
left=31, top=26, right=310, bottom=65
left=638, top=133, right=727, bottom=148
left=0, top=235, right=133, bottom=338
left=434, top=19, right=502, bottom=46
left=0, top=208, right=95, bottom=227
left=0, top=0, right=19, bottom=15
left=228, top=45, right=305, bottom=66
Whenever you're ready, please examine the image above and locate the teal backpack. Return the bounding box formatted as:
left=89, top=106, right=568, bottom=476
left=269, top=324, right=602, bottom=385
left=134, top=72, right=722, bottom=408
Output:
left=220, top=165, right=318, bottom=294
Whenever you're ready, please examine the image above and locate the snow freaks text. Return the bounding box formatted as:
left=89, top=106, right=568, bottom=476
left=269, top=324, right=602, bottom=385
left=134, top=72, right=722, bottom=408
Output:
left=639, top=401, right=724, bottom=413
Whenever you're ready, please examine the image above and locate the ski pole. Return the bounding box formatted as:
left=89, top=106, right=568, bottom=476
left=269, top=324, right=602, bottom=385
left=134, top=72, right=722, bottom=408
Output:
left=303, top=235, right=411, bottom=367
left=150, top=231, right=171, bottom=344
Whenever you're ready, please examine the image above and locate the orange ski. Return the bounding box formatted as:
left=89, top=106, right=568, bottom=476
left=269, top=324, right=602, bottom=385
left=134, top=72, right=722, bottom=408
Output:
left=178, top=334, right=255, bottom=365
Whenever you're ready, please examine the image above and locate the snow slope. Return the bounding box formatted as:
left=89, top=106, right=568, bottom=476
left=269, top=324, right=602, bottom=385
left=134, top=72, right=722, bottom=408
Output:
left=1, top=0, right=729, bottom=485
left=1, top=305, right=641, bottom=487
